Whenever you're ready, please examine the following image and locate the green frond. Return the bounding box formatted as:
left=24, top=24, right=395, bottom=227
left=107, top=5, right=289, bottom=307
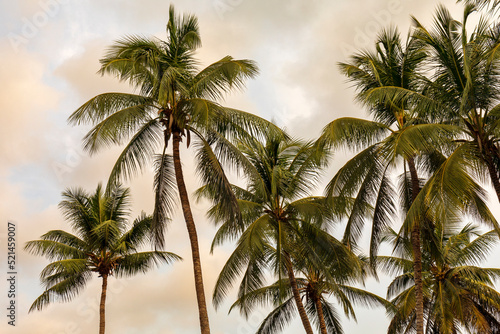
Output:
left=192, top=129, right=242, bottom=233
left=68, top=93, right=155, bottom=127
left=218, top=107, right=286, bottom=143
left=104, top=184, right=132, bottom=223
left=92, top=219, right=122, bottom=248
left=229, top=281, right=291, bottom=315
left=98, top=36, right=166, bottom=94
left=58, top=187, right=94, bottom=239
left=212, top=215, right=272, bottom=309
left=114, top=212, right=153, bottom=253
left=39, top=259, right=89, bottom=282
left=107, top=118, right=162, bottom=186
left=114, top=251, right=181, bottom=277
left=319, top=117, right=390, bottom=152
left=379, top=123, right=459, bottom=162
left=255, top=297, right=296, bottom=334
left=452, top=230, right=498, bottom=266
left=151, top=153, right=177, bottom=248
left=319, top=300, right=344, bottom=334
left=191, top=56, right=259, bottom=100
left=286, top=196, right=335, bottom=226
left=208, top=198, right=262, bottom=251
left=324, top=143, right=381, bottom=199
left=29, top=270, right=92, bottom=312
left=24, top=239, right=86, bottom=261
left=370, top=175, right=396, bottom=263
left=341, top=154, right=385, bottom=248
left=404, top=143, right=498, bottom=236
left=338, top=284, right=394, bottom=311
left=81, top=103, right=155, bottom=155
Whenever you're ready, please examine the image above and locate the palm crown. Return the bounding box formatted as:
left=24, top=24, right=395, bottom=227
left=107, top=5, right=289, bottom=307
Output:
left=381, top=225, right=500, bottom=333
left=230, top=252, right=389, bottom=334
left=68, top=5, right=274, bottom=244
left=25, top=184, right=180, bottom=334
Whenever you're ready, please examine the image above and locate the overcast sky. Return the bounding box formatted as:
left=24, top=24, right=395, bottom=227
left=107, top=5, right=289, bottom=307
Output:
left=1, top=1, right=486, bottom=334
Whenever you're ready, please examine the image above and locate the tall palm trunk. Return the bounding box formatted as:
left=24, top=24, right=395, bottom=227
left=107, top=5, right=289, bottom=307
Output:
left=99, top=274, right=108, bottom=334
left=172, top=131, right=211, bottom=334
left=484, top=154, right=500, bottom=202
left=284, top=253, right=314, bottom=334
left=313, top=294, right=328, bottom=334
left=407, top=157, right=424, bottom=334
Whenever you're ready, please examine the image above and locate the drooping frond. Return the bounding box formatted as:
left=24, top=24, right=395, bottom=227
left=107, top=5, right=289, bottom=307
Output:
left=319, top=117, right=391, bottom=152
left=192, top=128, right=242, bottom=232
left=212, top=214, right=272, bottom=310
left=191, top=56, right=259, bottom=100
left=114, top=251, right=181, bottom=277
left=107, top=118, right=162, bottom=186
left=404, top=143, right=499, bottom=236
left=24, top=238, right=86, bottom=261
left=68, top=93, right=155, bottom=127
left=151, top=153, right=177, bottom=248
left=115, top=212, right=153, bottom=253
left=29, top=268, right=92, bottom=312
left=256, top=297, right=297, bottom=334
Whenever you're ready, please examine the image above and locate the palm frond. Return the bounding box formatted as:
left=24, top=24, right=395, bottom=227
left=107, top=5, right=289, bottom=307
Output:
left=191, top=56, right=259, bottom=100
left=114, top=251, right=181, bottom=277
left=151, top=153, right=177, bottom=248
left=29, top=270, right=92, bottom=312
left=107, top=118, right=162, bottom=186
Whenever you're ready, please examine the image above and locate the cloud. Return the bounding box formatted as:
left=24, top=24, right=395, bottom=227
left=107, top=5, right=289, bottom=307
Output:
left=0, top=44, right=60, bottom=169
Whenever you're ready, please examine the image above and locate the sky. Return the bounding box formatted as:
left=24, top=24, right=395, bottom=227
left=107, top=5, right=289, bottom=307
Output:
left=1, top=0, right=491, bottom=333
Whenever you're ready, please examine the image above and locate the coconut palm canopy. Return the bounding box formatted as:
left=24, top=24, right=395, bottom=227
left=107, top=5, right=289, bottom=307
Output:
left=6, top=1, right=500, bottom=334
left=380, top=225, right=500, bottom=333
left=25, top=183, right=180, bottom=334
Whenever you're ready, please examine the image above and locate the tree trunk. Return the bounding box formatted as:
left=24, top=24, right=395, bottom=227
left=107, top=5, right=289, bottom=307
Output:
left=172, top=131, right=211, bottom=334
left=407, top=157, right=424, bottom=334
left=484, top=155, right=500, bottom=202
left=284, top=253, right=314, bottom=334
left=99, top=274, right=108, bottom=334
left=313, top=294, right=328, bottom=334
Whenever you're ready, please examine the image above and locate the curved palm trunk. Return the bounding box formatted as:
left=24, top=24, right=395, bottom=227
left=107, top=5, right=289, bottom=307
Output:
left=313, top=294, right=328, bottom=334
left=99, top=274, right=108, bottom=334
left=284, top=254, right=314, bottom=334
left=407, top=157, right=424, bottom=334
left=484, top=155, right=500, bottom=202
left=172, top=132, right=211, bottom=334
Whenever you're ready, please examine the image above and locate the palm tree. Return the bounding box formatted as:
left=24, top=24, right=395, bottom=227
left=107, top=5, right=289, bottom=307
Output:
left=324, top=26, right=496, bottom=334
left=201, top=131, right=353, bottom=334
left=230, top=253, right=390, bottom=334
left=367, top=5, right=500, bottom=206
left=357, top=13, right=500, bottom=332
left=408, top=4, right=500, bottom=202
left=25, top=183, right=180, bottom=334
left=68, top=6, right=279, bottom=333
left=380, top=225, right=500, bottom=333
left=322, top=28, right=446, bottom=334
